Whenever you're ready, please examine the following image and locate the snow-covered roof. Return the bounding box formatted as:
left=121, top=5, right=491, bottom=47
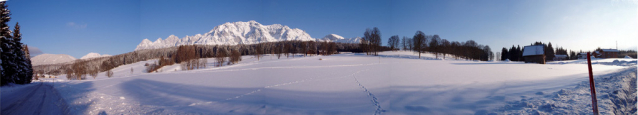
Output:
left=601, top=49, right=619, bottom=52
left=522, top=45, right=544, bottom=56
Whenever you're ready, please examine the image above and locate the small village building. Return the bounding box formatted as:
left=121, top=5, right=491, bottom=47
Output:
left=598, top=49, right=619, bottom=58
left=578, top=53, right=588, bottom=59
left=522, top=45, right=545, bottom=64
left=553, top=54, right=568, bottom=61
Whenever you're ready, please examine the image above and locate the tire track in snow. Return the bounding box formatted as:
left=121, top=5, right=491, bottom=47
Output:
left=351, top=69, right=384, bottom=115
left=1, top=83, right=43, bottom=113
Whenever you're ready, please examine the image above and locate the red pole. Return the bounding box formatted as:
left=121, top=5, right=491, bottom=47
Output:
left=587, top=52, right=599, bottom=115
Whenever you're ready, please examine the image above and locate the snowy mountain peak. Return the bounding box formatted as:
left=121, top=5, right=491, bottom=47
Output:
left=141, top=39, right=152, bottom=44
left=31, top=54, right=77, bottom=66
left=136, top=20, right=316, bottom=51
left=322, top=34, right=345, bottom=41
left=80, top=52, right=111, bottom=60
left=318, top=34, right=361, bottom=43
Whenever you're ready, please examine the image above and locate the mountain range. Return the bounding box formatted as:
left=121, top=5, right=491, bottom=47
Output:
left=135, top=21, right=361, bottom=51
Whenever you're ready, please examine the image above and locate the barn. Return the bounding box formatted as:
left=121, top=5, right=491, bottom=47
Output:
left=522, top=45, right=545, bottom=64
left=554, top=54, right=568, bottom=61
left=598, top=49, right=619, bottom=58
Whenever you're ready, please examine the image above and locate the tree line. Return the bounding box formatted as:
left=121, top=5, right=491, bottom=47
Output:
left=500, top=42, right=586, bottom=61
left=385, top=30, right=493, bottom=61
left=1, top=2, right=34, bottom=86
left=34, top=40, right=355, bottom=80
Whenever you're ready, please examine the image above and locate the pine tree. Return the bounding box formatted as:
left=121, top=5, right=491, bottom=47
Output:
left=0, top=1, right=7, bottom=85
left=501, top=47, right=508, bottom=61
left=23, top=44, right=32, bottom=82
left=1, top=1, right=17, bottom=85
left=516, top=45, right=522, bottom=61
left=509, top=45, right=516, bottom=61
left=13, top=22, right=31, bottom=84
left=546, top=42, right=555, bottom=61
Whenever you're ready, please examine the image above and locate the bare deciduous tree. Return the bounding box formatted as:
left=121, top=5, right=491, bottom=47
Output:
left=413, top=31, right=427, bottom=58
left=388, top=35, right=399, bottom=51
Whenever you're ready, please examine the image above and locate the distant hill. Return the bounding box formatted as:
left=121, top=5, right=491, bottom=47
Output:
left=30, top=54, right=76, bottom=66
left=80, top=52, right=111, bottom=60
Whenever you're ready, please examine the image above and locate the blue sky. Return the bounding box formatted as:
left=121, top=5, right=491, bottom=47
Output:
left=7, top=0, right=637, bottom=58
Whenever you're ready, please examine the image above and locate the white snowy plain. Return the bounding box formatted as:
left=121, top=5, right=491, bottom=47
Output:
left=3, top=51, right=636, bottom=115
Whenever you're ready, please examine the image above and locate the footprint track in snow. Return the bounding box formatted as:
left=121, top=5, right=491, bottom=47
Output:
left=351, top=69, right=384, bottom=115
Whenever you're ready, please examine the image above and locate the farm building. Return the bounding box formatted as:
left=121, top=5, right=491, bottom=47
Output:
left=553, top=54, right=568, bottom=61
left=578, top=53, right=590, bottom=59
left=522, top=45, right=545, bottom=64
left=597, top=49, right=619, bottom=58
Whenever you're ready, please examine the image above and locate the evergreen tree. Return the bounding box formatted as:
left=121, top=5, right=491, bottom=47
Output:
left=1, top=1, right=18, bottom=85
left=509, top=45, right=516, bottom=61
left=14, top=22, right=32, bottom=84
left=545, top=42, right=555, bottom=61
left=516, top=45, right=522, bottom=61
left=0, top=1, right=7, bottom=85
left=23, top=44, right=32, bottom=81
left=501, top=47, right=508, bottom=61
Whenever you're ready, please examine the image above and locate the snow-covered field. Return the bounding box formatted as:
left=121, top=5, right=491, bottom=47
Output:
left=3, top=51, right=636, bottom=114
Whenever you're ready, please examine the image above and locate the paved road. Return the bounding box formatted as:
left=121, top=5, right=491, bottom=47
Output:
left=1, top=83, right=68, bottom=115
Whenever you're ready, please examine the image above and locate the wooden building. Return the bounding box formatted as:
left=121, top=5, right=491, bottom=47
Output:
left=553, top=54, right=568, bottom=61
left=597, top=49, right=619, bottom=58
left=522, top=45, right=545, bottom=64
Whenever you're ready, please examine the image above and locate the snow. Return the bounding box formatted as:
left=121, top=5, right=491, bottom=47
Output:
left=135, top=21, right=317, bottom=51
left=522, top=45, right=544, bottom=56
left=80, top=52, right=111, bottom=60
left=547, top=58, right=637, bottom=66
left=3, top=51, right=636, bottom=114
left=481, top=66, right=636, bottom=114
left=318, top=34, right=361, bottom=43
left=1, top=82, right=68, bottom=114
left=135, top=21, right=363, bottom=51
left=30, top=53, right=76, bottom=66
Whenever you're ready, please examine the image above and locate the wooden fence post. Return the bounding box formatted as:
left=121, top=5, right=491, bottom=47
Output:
left=587, top=52, right=599, bottom=115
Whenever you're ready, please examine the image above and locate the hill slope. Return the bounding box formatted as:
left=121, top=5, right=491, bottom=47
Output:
left=30, top=54, right=76, bottom=66
left=80, top=52, right=111, bottom=60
